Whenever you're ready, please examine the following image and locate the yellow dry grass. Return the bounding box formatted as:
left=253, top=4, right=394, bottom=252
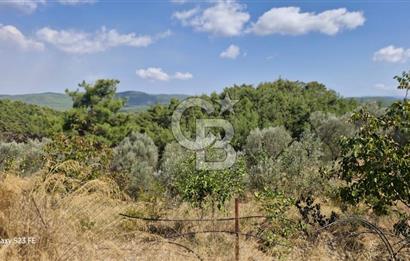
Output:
left=0, top=172, right=408, bottom=261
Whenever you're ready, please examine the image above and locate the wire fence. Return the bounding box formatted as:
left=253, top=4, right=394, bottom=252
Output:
left=120, top=198, right=410, bottom=261
left=121, top=198, right=266, bottom=261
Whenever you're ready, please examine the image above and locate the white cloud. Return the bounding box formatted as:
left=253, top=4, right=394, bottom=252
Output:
left=0, top=0, right=46, bottom=13
left=58, top=0, right=97, bottom=5
left=137, top=67, right=170, bottom=81
left=173, top=1, right=250, bottom=36
left=373, top=45, right=410, bottom=63
left=374, top=83, right=404, bottom=96
left=0, top=24, right=44, bottom=51
left=0, top=0, right=95, bottom=13
left=220, top=44, right=240, bottom=59
left=136, top=67, right=193, bottom=81
left=249, top=7, right=365, bottom=36
left=173, top=7, right=200, bottom=21
left=36, top=27, right=170, bottom=54
left=170, top=0, right=188, bottom=4
left=374, top=83, right=392, bottom=91
left=174, top=71, right=193, bottom=80
left=156, top=29, right=173, bottom=39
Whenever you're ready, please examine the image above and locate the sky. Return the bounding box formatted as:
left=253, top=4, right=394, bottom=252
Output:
left=0, top=0, right=409, bottom=97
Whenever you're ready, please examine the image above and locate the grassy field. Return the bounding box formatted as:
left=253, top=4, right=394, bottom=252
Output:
left=0, top=172, right=408, bottom=261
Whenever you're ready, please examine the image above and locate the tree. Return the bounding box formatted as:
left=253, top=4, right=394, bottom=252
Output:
left=0, top=100, right=62, bottom=142
left=111, top=132, right=158, bottom=198
left=339, top=75, right=410, bottom=214
left=44, top=134, right=112, bottom=182
left=309, top=112, right=354, bottom=161
left=0, top=139, right=49, bottom=176
left=245, top=126, right=292, bottom=164
left=394, top=70, right=410, bottom=100
left=159, top=142, right=192, bottom=196
left=173, top=153, right=247, bottom=211
left=63, top=79, right=129, bottom=144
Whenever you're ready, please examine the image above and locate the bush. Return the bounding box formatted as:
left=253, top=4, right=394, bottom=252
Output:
left=339, top=100, right=410, bottom=214
left=172, top=152, right=247, bottom=211
left=159, top=142, right=192, bottom=196
left=0, top=139, right=49, bottom=176
left=245, top=126, right=292, bottom=164
left=309, top=111, right=354, bottom=161
left=245, top=126, right=330, bottom=197
left=112, top=132, right=158, bottom=199
left=44, top=134, right=112, bottom=181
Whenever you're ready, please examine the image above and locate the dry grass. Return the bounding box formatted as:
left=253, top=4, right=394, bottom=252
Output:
left=0, top=172, right=408, bottom=261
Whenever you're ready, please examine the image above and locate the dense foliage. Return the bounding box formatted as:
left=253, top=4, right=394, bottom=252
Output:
left=172, top=154, right=247, bottom=210
left=44, top=134, right=112, bottom=181
left=0, top=100, right=62, bottom=141
left=339, top=101, right=410, bottom=213
left=112, top=132, right=159, bottom=198
left=2, top=76, right=408, bottom=216
left=64, top=79, right=132, bottom=145
left=0, top=139, right=49, bottom=176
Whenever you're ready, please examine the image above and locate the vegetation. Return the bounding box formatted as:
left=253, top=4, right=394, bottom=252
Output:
left=339, top=84, right=410, bottom=214
left=0, top=99, right=62, bottom=141
left=0, top=91, right=188, bottom=111
left=0, top=74, right=408, bottom=260
left=112, top=132, right=159, bottom=198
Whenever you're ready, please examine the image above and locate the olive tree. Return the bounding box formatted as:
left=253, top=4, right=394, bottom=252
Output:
left=245, top=126, right=292, bottom=163
left=112, top=132, right=158, bottom=198
left=309, top=112, right=354, bottom=161
left=0, top=139, right=49, bottom=176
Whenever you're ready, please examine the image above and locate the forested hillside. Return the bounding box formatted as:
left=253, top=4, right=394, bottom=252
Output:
left=0, top=100, right=62, bottom=141
left=0, top=91, right=188, bottom=111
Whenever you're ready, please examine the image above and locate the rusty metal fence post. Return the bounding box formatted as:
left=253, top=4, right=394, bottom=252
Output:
left=235, top=198, right=240, bottom=261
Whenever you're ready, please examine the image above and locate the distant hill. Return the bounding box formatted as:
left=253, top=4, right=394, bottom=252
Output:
left=350, top=96, right=401, bottom=107
left=0, top=91, right=188, bottom=111
left=2, top=92, right=401, bottom=112
left=0, top=93, right=71, bottom=111
left=0, top=99, right=62, bottom=141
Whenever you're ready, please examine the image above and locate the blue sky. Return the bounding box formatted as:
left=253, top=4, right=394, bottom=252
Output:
left=0, top=0, right=409, bottom=97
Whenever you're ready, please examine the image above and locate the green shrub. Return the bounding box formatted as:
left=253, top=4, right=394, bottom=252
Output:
left=309, top=111, right=354, bottom=161
left=339, top=100, right=410, bottom=214
left=112, top=132, right=158, bottom=199
left=245, top=126, right=330, bottom=197
left=0, top=139, right=49, bottom=176
left=245, top=126, right=292, bottom=163
left=172, top=152, right=247, bottom=211
left=44, top=134, right=112, bottom=181
left=159, top=142, right=192, bottom=197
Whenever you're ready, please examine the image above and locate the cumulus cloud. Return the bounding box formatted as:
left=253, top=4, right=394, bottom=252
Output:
left=172, top=1, right=250, bottom=36
left=136, top=67, right=193, bottom=81
left=249, top=7, right=365, bottom=36
left=373, top=45, right=410, bottom=63
left=174, top=71, right=193, bottom=80
left=220, top=44, right=240, bottom=59
left=0, top=24, right=44, bottom=51
left=137, top=67, right=170, bottom=81
left=36, top=27, right=170, bottom=54
left=173, top=7, right=200, bottom=21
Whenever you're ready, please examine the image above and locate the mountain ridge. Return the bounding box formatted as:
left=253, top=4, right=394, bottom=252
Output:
left=0, top=91, right=188, bottom=111
left=0, top=92, right=402, bottom=111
